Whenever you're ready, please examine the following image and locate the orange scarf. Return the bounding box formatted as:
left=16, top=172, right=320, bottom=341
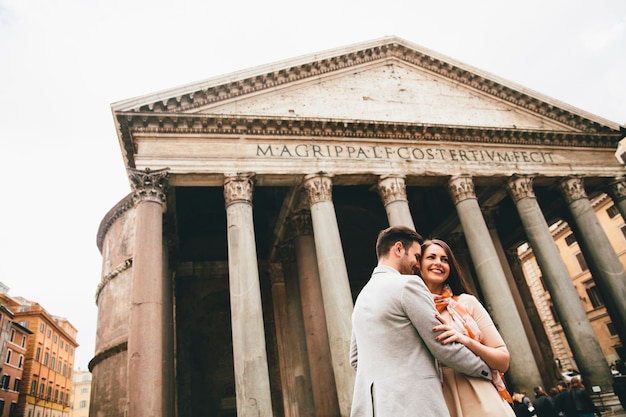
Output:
left=433, top=286, right=513, bottom=405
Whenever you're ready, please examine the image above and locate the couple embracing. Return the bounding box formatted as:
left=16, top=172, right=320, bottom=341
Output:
left=350, top=225, right=515, bottom=417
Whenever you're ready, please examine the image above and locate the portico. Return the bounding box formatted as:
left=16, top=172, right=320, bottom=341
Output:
left=92, top=37, right=625, bottom=417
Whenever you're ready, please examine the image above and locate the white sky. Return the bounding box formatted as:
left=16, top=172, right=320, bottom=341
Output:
left=0, top=0, right=624, bottom=371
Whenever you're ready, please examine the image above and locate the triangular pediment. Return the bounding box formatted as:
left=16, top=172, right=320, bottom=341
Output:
left=112, top=36, right=620, bottom=135
left=191, top=59, right=568, bottom=131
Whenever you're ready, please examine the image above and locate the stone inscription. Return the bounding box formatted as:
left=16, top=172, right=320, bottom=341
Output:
left=257, top=143, right=555, bottom=164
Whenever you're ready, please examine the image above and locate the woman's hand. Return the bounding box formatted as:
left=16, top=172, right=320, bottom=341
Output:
left=433, top=316, right=471, bottom=346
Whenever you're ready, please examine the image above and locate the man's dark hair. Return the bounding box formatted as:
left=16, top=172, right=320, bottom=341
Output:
left=375, top=226, right=423, bottom=259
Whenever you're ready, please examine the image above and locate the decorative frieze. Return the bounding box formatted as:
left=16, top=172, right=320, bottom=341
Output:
left=224, top=173, right=255, bottom=206
left=377, top=175, right=408, bottom=205
left=559, top=176, right=587, bottom=204
left=128, top=167, right=169, bottom=205
left=302, top=174, right=333, bottom=204
left=507, top=175, right=536, bottom=203
left=447, top=175, right=476, bottom=204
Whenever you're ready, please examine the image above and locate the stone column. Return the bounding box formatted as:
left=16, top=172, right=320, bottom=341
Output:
left=559, top=176, right=626, bottom=376
left=507, top=175, right=611, bottom=390
left=272, top=239, right=315, bottom=417
left=446, top=175, right=541, bottom=393
left=483, top=207, right=550, bottom=387
left=302, top=174, right=354, bottom=417
left=506, top=249, right=561, bottom=389
left=377, top=175, right=415, bottom=229
left=290, top=210, right=340, bottom=417
left=606, top=175, right=626, bottom=221
left=126, top=167, right=174, bottom=417
left=224, top=174, right=273, bottom=417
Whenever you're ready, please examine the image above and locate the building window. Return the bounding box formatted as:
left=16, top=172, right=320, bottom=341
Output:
left=47, top=329, right=51, bottom=338
left=63, top=364, right=67, bottom=376
left=39, top=383, right=45, bottom=398
left=54, top=389, right=59, bottom=402
left=607, top=322, right=618, bottom=336
left=0, top=400, right=4, bottom=415
left=40, top=323, right=45, bottom=333
left=30, top=380, right=38, bottom=396
left=549, top=303, right=560, bottom=324
left=67, top=368, right=72, bottom=379
left=13, top=379, right=20, bottom=392
left=57, top=361, right=62, bottom=373
left=586, top=284, right=604, bottom=308
left=35, top=346, right=41, bottom=362
left=43, top=352, right=49, bottom=366
left=81, top=387, right=88, bottom=394
left=60, top=340, right=64, bottom=349
left=21, top=335, right=26, bottom=348
left=80, top=400, right=87, bottom=408
left=607, top=204, right=620, bottom=218
left=51, top=357, right=55, bottom=370
left=1, top=375, right=10, bottom=390
left=5, top=349, right=11, bottom=364
left=18, top=354, right=23, bottom=368
left=47, top=386, right=52, bottom=401
left=53, top=334, right=58, bottom=343
left=575, top=252, right=588, bottom=271
left=8, top=403, right=15, bottom=416
left=565, top=233, right=577, bottom=246
left=9, top=329, right=15, bottom=343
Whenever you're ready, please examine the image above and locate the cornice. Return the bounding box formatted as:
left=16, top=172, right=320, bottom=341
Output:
left=115, top=40, right=620, bottom=135
left=116, top=112, right=620, bottom=149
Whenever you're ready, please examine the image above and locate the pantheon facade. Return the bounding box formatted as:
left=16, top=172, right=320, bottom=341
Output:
left=92, top=37, right=626, bottom=417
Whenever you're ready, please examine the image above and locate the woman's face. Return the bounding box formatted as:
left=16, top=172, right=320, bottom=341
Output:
left=420, top=243, right=450, bottom=294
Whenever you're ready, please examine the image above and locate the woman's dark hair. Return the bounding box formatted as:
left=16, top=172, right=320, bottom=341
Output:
left=421, top=238, right=473, bottom=295
left=376, top=226, right=423, bottom=259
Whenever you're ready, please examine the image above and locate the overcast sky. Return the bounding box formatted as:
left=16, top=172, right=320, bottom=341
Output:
left=0, top=0, right=624, bottom=370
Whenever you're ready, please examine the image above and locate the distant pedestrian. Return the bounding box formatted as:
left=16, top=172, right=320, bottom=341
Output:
left=532, top=386, right=558, bottom=417
left=569, top=377, right=601, bottom=417
left=554, top=382, right=577, bottom=417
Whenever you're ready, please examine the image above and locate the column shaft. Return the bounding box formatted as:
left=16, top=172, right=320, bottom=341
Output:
left=127, top=167, right=173, bottom=417
left=447, top=175, right=542, bottom=393
left=225, top=174, right=273, bottom=417
left=291, top=212, right=341, bottom=417
left=302, top=174, right=355, bottom=417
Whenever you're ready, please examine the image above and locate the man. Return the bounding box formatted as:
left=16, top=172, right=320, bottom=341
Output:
left=349, top=225, right=492, bottom=417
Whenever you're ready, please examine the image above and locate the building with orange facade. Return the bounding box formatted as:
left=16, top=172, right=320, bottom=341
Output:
left=0, top=292, right=78, bottom=417
left=0, top=297, right=32, bottom=417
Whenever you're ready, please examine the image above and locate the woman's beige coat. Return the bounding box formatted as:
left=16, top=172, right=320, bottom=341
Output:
left=350, top=266, right=492, bottom=417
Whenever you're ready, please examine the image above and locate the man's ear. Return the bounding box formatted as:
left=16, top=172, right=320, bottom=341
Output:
left=393, top=241, right=404, bottom=256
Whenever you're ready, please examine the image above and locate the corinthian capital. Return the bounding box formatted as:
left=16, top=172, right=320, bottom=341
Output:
left=559, top=176, right=587, bottom=204
left=302, top=174, right=333, bottom=205
left=377, top=175, right=408, bottom=205
left=447, top=175, right=476, bottom=204
left=607, top=176, right=626, bottom=202
left=128, top=167, right=170, bottom=205
left=224, top=173, right=255, bottom=206
left=507, top=175, right=536, bottom=203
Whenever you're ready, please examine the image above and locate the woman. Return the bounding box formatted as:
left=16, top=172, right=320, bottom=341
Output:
left=420, top=238, right=515, bottom=417
left=569, top=377, right=601, bottom=417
